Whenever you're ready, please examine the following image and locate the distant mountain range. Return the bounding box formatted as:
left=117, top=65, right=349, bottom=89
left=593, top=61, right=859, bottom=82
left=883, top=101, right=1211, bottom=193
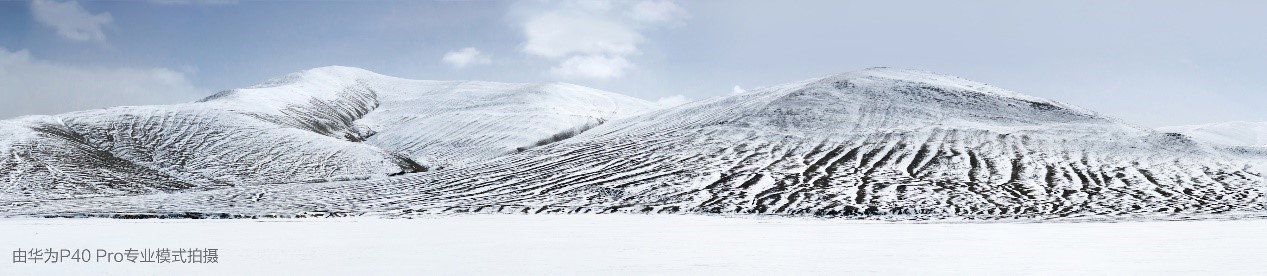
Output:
left=1159, top=121, right=1267, bottom=148
left=2, top=67, right=1264, bottom=220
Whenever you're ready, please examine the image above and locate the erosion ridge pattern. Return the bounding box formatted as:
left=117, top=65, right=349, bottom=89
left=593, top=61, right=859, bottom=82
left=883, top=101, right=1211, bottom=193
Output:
left=369, top=68, right=1267, bottom=218
left=2, top=68, right=1265, bottom=220
left=0, top=66, right=654, bottom=200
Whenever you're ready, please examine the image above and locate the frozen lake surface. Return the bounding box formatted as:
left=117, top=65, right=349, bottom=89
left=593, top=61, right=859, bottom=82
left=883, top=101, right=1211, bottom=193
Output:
left=1, top=215, right=1264, bottom=275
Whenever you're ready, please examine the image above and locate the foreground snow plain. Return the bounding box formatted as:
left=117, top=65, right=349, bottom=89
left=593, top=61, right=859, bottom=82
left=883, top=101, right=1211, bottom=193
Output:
left=1, top=215, right=1264, bottom=275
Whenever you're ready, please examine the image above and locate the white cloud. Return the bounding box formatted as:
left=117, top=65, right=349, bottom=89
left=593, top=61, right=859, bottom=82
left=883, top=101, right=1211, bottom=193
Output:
left=522, top=12, right=641, bottom=59
left=732, top=85, right=746, bottom=94
left=441, top=47, right=492, bottom=69
left=654, top=94, right=690, bottom=108
left=0, top=48, right=206, bottom=119
left=627, top=0, right=689, bottom=24
left=549, top=54, right=633, bottom=79
left=30, top=0, right=113, bottom=43
left=516, top=0, right=688, bottom=80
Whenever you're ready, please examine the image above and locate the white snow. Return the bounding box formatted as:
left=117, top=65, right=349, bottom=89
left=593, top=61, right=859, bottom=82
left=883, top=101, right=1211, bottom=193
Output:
left=0, top=66, right=654, bottom=199
left=203, top=66, right=657, bottom=168
left=4, top=67, right=1264, bottom=219
left=1, top=215, right=1265, bottom=275
left=1159, top=121, right=1267, bottom=148
left=352, top=79, right=654, bottom=168
left=2, top=66, right=1264, bottom=220
left=320, top=67, right=1261, bottom=218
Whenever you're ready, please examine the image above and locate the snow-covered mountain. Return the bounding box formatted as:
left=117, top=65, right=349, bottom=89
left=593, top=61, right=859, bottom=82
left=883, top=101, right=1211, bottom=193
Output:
left=2, top=68, right=1264, bottom=220
left=361, top=68, right=1266, bottom=217
left=0, top=66, right=654, bottom=200
left=1159, top=121, right=1267, bottom=148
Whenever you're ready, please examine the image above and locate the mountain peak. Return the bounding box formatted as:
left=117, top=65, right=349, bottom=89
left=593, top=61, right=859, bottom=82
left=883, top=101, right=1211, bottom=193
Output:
left=730, top=67, right=1110, bottom=131
left=828, top=68, right=1074, bottom=110
left=247, top=66, right=387, bottom=89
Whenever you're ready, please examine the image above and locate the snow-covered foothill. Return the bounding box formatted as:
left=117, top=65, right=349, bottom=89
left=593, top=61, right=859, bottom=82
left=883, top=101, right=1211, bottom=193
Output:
left=0, top=66, right=654, bottom=200
left=1159, top=121, right=1267, bottom=148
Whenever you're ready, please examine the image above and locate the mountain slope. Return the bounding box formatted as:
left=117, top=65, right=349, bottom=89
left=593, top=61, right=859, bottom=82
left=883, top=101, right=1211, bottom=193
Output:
left=367, top=68, right=1267, bottom=217
left=0, top=66, right=654, bottom=200
left=3, top=68, right=1264, bottom=220
left=200, top=66, right=653, bottom=169
left=1159, top=121, right=1267, bottom=148
left=0, top=116, right=195, bottom=200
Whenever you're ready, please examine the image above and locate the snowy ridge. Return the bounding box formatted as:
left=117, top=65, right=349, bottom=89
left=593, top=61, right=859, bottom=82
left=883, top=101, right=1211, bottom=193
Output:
left=848, top=68, right=1098, bottom=115
left=2, top=68, right=1265, bottom=220
left=1159, top=121, right=1267, bottom=148
left=0, top=116, right=195, bottom=200
left=0, top=66, right=654, bottom=200
left=201, top=66, right=653, bottom=169
left=355, top=68, right=1264, bottom=217
left=352, top=80, right=652, bottom=169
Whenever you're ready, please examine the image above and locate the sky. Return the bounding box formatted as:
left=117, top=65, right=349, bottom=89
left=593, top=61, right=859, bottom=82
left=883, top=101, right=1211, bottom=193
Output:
left=0, top=0, right=1264, bottom=127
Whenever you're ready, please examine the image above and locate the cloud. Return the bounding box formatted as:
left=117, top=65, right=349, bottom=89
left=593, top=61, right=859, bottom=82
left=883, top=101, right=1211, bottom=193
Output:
left=654, top=94, right=690, bottom=108
left=549, top=54, right=633, bottom=79
left=0, top=48, right=206, bottom=119
left=522, top=12, right=640, bottom=59
left=732, top=85, right=746, bottom=94
left=441, top=47, right=492, bottom=69
left=516, top=0, right=687, bottom=80
left=30, top=0, right=113, bottom=43
left=627, top=0, right=689, bottom=24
